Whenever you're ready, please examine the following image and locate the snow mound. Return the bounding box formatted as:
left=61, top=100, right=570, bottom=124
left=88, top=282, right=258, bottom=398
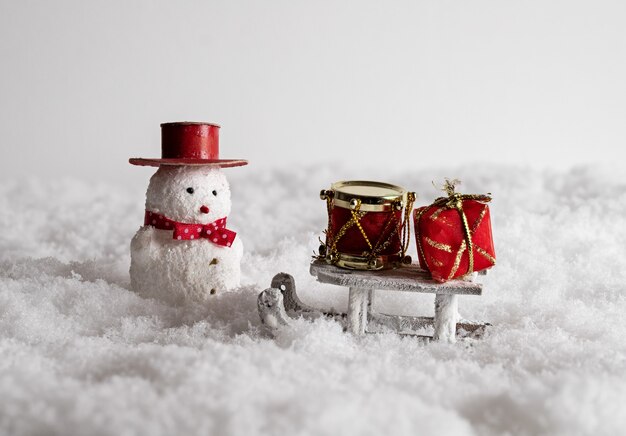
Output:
left=1, top=164, right=625, bottom=435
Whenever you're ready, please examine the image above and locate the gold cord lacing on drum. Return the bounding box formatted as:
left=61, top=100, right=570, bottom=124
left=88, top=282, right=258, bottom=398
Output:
left=320, top=191, right=415, bottom=269
left=400, top=192, right=416, bottom=260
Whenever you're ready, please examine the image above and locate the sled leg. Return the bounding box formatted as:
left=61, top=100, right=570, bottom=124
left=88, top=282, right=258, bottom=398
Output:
left=347, top=287, right=369, bottom=335
left=367, top=289, right=375, bottom=316
left=433, top=294, right=458, bottom=343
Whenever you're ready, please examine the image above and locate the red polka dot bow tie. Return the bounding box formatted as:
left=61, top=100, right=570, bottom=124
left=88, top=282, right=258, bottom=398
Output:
left=144, top=211, right=236, bottom=247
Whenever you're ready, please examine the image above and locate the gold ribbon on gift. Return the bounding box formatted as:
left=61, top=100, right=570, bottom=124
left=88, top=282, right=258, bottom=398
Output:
left=415, top=179, right=492, bottom=278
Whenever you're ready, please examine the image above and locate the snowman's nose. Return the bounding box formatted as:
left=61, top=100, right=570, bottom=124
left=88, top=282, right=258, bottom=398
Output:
left=200, top=205, right=210, bottom=214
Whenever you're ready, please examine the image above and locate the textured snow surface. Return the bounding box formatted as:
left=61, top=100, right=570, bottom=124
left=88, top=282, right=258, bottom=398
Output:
left=1, top=164, right=625, bottom=436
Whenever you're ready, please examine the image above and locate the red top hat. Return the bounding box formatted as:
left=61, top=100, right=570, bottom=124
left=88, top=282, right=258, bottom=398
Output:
left=129, top=122, right=248, bottom=168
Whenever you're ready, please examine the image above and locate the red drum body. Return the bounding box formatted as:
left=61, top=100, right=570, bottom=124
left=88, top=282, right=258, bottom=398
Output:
left=330, top=207, right=402, bottom=255
left=320, top=181, right=415, bottom=270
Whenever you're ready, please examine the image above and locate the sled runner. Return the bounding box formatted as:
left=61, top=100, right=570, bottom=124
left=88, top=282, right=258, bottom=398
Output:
left=257, top=260, right=490, bottom=343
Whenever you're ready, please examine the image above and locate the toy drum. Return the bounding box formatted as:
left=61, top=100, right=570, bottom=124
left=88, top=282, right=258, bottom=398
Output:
left=319, top=181, right=416, bottom=270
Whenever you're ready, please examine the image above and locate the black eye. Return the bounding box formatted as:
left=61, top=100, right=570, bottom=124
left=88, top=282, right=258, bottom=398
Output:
left=186, top=187, right=194, bottom=194
left=212, top=190, right=218, bottom=196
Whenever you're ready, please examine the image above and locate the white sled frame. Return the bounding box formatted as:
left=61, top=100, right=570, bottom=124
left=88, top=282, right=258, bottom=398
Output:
left=257, top=260, right=490, bottom=343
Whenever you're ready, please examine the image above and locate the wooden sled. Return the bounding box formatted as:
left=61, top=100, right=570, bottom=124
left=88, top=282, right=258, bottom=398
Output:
left=257, top=260, right=490, bottom=343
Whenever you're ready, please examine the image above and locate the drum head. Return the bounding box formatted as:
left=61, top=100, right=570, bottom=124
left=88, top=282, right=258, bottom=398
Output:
left=331, top=180, right=406, bottom=211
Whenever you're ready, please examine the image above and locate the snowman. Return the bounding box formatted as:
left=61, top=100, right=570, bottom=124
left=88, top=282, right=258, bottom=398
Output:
left=129, top=122, right=247, bottom=305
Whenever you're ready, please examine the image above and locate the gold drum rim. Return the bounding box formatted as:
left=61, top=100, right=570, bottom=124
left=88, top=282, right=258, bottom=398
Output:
left=323, top=180, right=408, bottom=212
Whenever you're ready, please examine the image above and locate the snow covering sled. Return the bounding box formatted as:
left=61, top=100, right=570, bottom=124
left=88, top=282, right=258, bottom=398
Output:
left=257, top=260, right=490, bottom=343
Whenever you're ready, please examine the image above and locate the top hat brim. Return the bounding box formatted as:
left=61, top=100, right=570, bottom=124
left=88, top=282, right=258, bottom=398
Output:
left=129, top=158, right=248, bottom=168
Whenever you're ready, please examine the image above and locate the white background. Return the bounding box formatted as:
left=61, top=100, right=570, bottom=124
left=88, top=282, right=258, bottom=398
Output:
left=2, top=3, right=626, bottom=434
left=1, top=0, right=625, bottom=185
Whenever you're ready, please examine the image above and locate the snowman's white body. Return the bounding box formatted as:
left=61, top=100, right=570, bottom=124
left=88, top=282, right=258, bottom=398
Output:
left=130, top=166, right=243, bottom=305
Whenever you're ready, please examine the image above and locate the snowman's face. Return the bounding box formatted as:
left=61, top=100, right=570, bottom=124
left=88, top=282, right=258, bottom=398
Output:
left=145, top=166, right=232, bottom=224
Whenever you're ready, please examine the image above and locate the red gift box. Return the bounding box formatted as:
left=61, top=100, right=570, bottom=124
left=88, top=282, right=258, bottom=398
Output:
left=413, top=185, right=495, bottom=282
